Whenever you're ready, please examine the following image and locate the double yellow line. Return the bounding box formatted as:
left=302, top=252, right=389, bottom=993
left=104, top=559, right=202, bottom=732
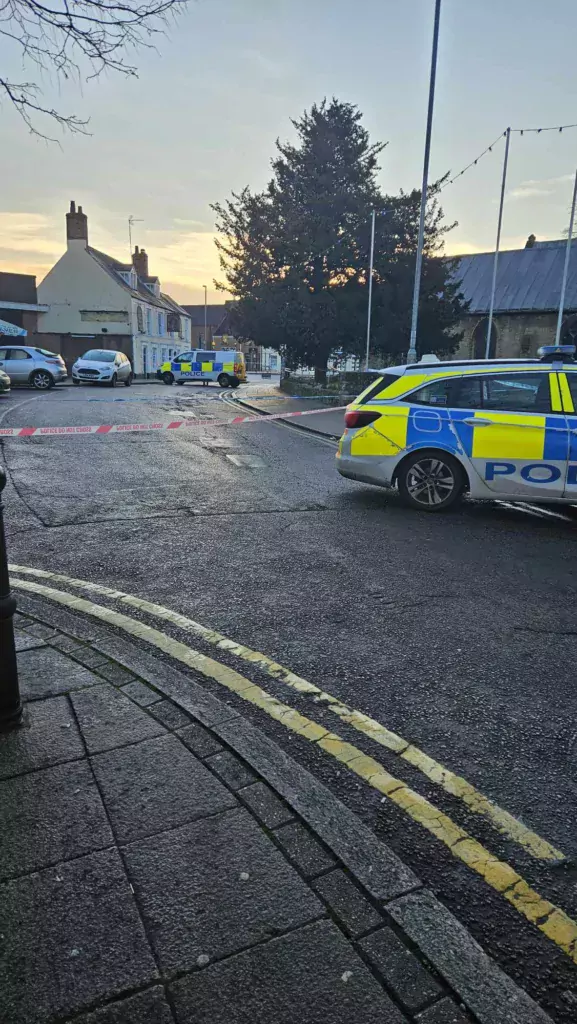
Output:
left=10, top=565, right=577, bottom=965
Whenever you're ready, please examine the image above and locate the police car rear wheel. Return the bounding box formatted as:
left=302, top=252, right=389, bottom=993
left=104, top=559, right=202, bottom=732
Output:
left=218, top=374, right=230, bottom=388
left=162, top=372, right=174, bottom=385
left=398, top=451, right=464, bottom=512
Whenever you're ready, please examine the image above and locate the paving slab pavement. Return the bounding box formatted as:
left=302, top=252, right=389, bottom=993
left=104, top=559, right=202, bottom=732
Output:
left=0, top=597, right=555, bottom=1024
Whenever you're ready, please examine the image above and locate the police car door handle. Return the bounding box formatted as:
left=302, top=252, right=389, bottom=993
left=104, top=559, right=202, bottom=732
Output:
left=462, top=418, right=492, bottom=426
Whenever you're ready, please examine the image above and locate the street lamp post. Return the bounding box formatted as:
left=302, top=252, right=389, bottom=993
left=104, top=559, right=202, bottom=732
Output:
left=0, top=468, right=22, bottom=731
left=407, top=0, right=442, bottom=364
left=365, top=209, right=376, bottom=370
left=203, top=285, right=208, bottom=348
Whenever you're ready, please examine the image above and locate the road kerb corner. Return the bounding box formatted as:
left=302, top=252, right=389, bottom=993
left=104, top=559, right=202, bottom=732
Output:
left=12, top=592, right=558, bottom=1024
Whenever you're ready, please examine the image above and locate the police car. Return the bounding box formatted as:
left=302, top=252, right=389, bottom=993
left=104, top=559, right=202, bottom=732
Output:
left=336, top=346, right=577, bottom=511
left=158, top=349, right=246, bottom=388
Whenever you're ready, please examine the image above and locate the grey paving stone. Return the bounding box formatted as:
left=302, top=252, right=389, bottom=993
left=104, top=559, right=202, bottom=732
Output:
left=170, top=919, right=407, bottom=1024
left=92, top=734, right=236, bottom=843
left=50, top=634, right=87, bottom=655
left=96, top=661, right=139, bottom=686
left=177, top=721, right=223, bottom=758
left=149, top=699, right=192, bottom=730
left=0, top=696, right=84, bottom=780
left=73, top=986, right=175, bottom=1024
left=416, top=999, right=473, bottom=1024
left=0, top=759, right=113, bottom=881
left=121, top=680, right=162, bottom=707
left=359, top=927, right=443, bottom=1012
left=71, top=684, right=165, bottom=754
left=239, top=781, right=294, bottom=829
left=313, top=870, right=383, bottom=938
left=388, top=890, right=553, bottom=1024
left=124, top=806, right=323, bottom=973
left=19, top=647, right=102, bottom=700
left=93, top=635, right=241, bottom=728
left=0, top=848, right=157, bottom=1024
left=214, top=716, right=419, bottom=901
left=14, top=613, right=35, bottom=628
left=206, top=750, right=256, bottom=790
left=23, top=622, right=58, bottom=639
left=274, top=822, right=336, bottom=878
left=73, top=648, right=113, bottom=671
left=15, top=631, right=46, bottom=652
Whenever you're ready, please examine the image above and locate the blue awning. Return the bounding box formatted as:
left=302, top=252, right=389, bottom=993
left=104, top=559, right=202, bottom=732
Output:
left=0, top=319, right=27, bottom=337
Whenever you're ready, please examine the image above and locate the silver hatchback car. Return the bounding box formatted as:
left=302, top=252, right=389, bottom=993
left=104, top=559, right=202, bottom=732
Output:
left=72, top=349, right=133, bottom=387
left=0, top=345, right=67, bottom=389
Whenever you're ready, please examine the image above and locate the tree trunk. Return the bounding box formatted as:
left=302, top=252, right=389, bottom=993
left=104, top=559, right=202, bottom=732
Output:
left=314, top=366, right=327, bottom=386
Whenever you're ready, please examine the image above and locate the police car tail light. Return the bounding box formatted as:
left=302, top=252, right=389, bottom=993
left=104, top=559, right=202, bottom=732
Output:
left=344, top=410, right=381, bottom=429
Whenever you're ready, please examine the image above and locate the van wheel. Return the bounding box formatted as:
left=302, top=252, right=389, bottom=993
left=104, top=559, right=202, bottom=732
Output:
left=176, top=380, right=185, bottom=386
left=230, top=378, right=240, bottom=389
left=397, top=451, right=464, bottom=512
left=162, top=372, right=174, bottom=385
left=218, top=374, right=230, bottom=388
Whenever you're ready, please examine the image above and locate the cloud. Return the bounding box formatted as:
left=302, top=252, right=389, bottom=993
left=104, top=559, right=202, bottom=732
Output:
left=0, top=211, right=61, bottom=262
left=507, top=174, right=574, bottom=201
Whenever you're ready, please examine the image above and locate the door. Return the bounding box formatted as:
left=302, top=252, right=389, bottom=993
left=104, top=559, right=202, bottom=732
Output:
left=6, top=347, right=34, bottom=383
left=559, top=369, right=577, bottom=496
left=449, top=370, right=567, bottom=498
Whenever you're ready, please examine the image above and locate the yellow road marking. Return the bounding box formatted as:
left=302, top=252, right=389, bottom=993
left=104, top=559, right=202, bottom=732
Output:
left=11, top=575, right=577, bottom=965
left=9, top=564, right=564, bottom=864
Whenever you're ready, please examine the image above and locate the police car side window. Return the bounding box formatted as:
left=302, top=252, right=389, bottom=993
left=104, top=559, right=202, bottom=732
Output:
left=451, top=377, right=483, bottom=409
left=406, top=379, right=452, bottom=406
left=482, top=373, right=551, bottom=412
left=566, top=372, right=577, bottom=406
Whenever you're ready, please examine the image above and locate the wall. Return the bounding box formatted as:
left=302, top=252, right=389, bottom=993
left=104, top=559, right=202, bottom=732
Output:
left=453, top=312, right=560, bottom=360
left=32, top=333, right=133, bottom=373
left=38, top=246, right=131, bottom=336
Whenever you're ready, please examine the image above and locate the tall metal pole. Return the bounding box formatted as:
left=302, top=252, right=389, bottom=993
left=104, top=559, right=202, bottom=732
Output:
left=554, top=168, right=577, bottom=347
left=365, top=209, right=376, bottom=370
left=485, top=128, right=511, bottom=358
left=203, top=285, right=208, bottom=348
left=0, top=468, right=22, bottom=731
left=407, top=0, right=442, bottom=364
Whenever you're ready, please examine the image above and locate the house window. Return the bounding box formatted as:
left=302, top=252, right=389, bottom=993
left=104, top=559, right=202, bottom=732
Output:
left=157, top=312, right=164, bottom=336
left=146, top=308, right=152, bottom=335
left=136, top=306, right=144, bottom=333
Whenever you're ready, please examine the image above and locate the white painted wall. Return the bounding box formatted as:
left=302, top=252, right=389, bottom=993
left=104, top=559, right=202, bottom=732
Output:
left=37, top=243, right=131, bottom=335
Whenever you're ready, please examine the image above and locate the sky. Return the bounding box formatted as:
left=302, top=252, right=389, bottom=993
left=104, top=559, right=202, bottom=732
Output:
left=1, top=0, right=577, bottom=304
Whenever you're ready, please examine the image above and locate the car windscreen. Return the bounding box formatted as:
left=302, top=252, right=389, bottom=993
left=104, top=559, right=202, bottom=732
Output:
left=82, top=350, right=116, bottom=362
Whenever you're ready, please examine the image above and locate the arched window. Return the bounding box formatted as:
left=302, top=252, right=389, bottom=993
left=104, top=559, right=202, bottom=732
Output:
left=136, top=305, right=144, bottom=333
left=472, top=317, right=497, bottom=359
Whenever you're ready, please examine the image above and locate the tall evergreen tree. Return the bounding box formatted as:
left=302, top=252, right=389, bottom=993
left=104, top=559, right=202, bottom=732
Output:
left=213, top=99, right=466, bottom=378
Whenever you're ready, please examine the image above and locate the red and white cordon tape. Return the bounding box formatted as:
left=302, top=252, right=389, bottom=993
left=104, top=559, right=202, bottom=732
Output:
left=0, top=405, right=347, bottom=438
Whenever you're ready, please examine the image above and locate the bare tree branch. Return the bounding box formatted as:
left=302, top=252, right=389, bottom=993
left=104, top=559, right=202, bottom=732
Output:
left=1, top=0, right=188, bottom=137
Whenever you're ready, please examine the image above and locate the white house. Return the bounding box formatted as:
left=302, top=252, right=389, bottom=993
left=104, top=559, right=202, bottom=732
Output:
left=37, top=202, right=191, bottom=375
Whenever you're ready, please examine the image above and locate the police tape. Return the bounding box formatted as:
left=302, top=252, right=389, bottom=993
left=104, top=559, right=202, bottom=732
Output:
left=0, top=405, right=347, bottom=438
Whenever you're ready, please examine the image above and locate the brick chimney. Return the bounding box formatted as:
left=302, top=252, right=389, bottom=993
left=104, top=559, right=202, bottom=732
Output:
left=66, top=201, right=88, bottom=247
left=132, top=245, right=149, bottom=278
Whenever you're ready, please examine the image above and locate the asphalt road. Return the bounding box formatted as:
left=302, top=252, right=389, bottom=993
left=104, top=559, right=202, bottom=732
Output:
left=2, top=379, right=577, bottom=1021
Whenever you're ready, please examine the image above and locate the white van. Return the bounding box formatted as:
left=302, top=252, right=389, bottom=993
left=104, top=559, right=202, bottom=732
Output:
left=159, top=350, right=246, bottom=388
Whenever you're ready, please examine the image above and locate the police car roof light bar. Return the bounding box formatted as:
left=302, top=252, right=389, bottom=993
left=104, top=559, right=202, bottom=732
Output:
left=538, top=344, right=576, bottom=362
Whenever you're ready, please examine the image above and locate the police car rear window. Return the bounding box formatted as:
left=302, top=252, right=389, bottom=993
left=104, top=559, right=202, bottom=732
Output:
left=360, top=374, right=400, bottom=404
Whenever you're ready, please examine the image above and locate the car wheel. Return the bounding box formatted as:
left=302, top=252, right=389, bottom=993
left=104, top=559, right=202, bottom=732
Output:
left=124, top=372, right=133, bottom=387
left=176, top=380, right=185, bottom=386
left=162, top=372, right=174, bottom=386
left=217, top=374, right=230, bottom=388
left=72, top=379, right=81, bottom=386
left=30, top=369, right=54, bottom=390
left=397, top=450, right=464, bottom=512
left=109, top=373, right=117, bottom=388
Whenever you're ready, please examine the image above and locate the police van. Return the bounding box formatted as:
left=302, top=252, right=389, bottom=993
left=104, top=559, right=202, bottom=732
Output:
left=337, top=346, right=577, bottom=511
left=158, top=349, right=246, bottom=388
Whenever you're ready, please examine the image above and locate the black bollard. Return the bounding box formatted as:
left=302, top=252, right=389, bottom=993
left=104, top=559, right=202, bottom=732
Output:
left=0, top=467, right=22, bottom=730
